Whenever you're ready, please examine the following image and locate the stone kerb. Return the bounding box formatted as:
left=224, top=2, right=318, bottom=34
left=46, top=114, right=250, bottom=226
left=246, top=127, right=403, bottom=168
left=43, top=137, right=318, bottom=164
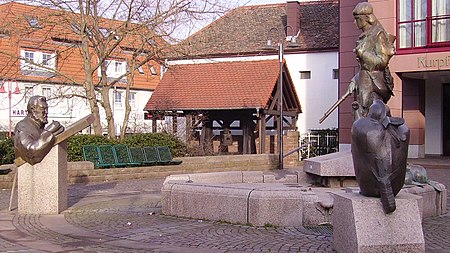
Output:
left=162, top=171, right=329, bottom=227
left=248, top=185, right=314, bottom=227
left=163, top=171, right=265, bottom=185
left=163, top=181, right=319, bottom=227
left=168, top=183, right=251, bottom=224
left=332, top=191, right=425, bottom=253
left=162, top=170, right=447, bottom=229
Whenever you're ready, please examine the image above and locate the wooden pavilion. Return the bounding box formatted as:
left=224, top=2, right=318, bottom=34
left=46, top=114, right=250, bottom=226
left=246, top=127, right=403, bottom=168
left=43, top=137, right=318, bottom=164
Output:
left=143, top=59, right=301, bottom=155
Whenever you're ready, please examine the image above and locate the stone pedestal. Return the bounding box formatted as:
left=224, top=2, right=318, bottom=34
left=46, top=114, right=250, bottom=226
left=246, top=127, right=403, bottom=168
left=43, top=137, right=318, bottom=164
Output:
left=18, top=142, right=68, bottom=214
left=332, top=191, right=424, bottom=253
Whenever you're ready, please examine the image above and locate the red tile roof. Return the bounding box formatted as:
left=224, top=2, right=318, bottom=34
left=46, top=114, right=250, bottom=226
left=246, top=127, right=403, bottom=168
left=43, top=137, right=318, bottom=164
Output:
left=144, top=60, right=297, bottom=111
left=170, top=1, right=338, bottom=58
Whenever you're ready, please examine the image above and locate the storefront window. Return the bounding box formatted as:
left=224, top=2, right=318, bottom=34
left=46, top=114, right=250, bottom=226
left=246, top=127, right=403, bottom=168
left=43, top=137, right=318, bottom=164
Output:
left=398, top=0, right=450, bottom=49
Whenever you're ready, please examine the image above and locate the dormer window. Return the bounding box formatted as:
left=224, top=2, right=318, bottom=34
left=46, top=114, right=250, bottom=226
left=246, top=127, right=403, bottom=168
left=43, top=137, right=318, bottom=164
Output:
left=71, top=22, right=91, bottom=37
left=149, top=64, right=157, bottom=75
left=147, top=38, right=156, bottom=46
left=99, top=28, right=110, bottom=37
left=0, top=28, right=10, bottom=37
left=26, top=16, right=40, bottom=28
left=99, top=59, right=127, bottom=79
left=20, top=49, right=56, bottom=75
left=138, top=66, right=145, bottom=74
left=99, top=28, right=120, bottom=40
left=71, top=23, right=81, bottom=34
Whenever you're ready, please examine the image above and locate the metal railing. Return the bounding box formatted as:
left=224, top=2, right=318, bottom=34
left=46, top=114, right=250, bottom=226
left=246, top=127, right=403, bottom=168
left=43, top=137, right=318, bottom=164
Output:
left=300, top=129, right=338, bottom=160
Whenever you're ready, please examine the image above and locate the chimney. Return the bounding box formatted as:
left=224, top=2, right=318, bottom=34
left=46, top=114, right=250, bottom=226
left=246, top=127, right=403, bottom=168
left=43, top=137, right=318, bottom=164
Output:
left=286, top=1, right=301, bottom=36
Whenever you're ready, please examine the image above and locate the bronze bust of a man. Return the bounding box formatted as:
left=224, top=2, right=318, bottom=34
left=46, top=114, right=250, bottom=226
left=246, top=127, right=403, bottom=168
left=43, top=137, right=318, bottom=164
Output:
left=14, top=96, right=64, bottom=165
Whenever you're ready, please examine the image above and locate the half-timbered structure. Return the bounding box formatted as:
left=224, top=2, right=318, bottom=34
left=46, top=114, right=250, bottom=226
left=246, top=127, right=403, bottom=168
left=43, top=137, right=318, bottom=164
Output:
left=144, top=59, right=301, bottom=155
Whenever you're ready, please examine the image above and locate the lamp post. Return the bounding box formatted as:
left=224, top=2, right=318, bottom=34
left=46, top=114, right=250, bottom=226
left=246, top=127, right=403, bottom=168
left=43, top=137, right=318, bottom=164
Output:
left=263, top=27, right=298, bottom=170
left=0, top=80, right=21, bottom=137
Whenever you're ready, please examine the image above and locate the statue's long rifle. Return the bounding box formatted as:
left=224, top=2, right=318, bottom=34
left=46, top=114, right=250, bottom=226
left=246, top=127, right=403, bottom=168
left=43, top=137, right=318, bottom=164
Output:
left=319, top=90, right=352, bottom=124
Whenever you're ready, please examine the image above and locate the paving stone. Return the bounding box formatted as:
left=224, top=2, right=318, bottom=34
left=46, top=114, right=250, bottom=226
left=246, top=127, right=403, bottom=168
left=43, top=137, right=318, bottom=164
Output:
left=0, top=165, right=447, bottom=253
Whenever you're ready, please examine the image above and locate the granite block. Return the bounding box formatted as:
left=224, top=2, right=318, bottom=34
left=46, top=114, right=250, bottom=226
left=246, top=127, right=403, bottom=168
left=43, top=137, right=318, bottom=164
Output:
left=248, top=188, right=305, bottom=227
left=18, top=142, right=68, bottom=214
left=332, top=191, right=424, bottom=253
left=303, top=151, right=355, bottom=177
left=263, top=174, right=276, bottom=183
left=242, top=171, right=264, bottom=183
left=188, top=171, right=243, bottom=184
left=169, top=183, right=250, bottom=224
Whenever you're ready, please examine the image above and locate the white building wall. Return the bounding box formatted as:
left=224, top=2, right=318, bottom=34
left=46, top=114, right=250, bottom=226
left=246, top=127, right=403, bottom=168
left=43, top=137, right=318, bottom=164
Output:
left=169, top=51, right=339, bottom=135
left=284, top=51, right=338, bottom=135
left=0, top=81, right=153, bottom=136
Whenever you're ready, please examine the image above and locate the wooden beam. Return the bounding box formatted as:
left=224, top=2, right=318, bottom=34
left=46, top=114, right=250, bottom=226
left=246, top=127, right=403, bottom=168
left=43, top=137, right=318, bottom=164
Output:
left=186, top=114, right=193, bottom=142
left=152, top=118, right=157, bottom=132
left=265, top=109, right=299, bottom=117
left=172, top=116, right=177, bottom=134
left=259, top=112, right=266, bottom=154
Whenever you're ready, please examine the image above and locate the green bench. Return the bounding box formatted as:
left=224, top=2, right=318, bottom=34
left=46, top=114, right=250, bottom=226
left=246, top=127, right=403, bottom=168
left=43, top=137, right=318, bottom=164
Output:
left=83, top=145, right=182, bottom=168
left=112, top=144, right=141, bottom=167
left=142, top=146, right=182, bottom=165
left=157, top=146, right=182, bottom=165
left=82, top=145, right=112, bottom=168
left=129, top=146, right=158, bottom=166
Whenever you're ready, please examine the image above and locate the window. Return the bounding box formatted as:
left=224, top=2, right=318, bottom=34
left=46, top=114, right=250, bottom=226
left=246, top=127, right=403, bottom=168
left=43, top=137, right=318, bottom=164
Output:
left=24, top=51, right=34, bottom=62
left=398, top=0, right=450, bottom=49
left=24, top=85, right=33, bottom=103
left=299, top=71, right=311, bottom=79
left=42, top=53, right=53, bottom=67
left=114, top=90, right=122, bottom=108
left=138, top=66, right=144, bottom=74
left=42, top=87, right=51, bottom=97
left=129, top=92, right=136, bottom=107
left=20, top=49, right=56, bottom=72
left=115, top=61, right=123, bottom=73
left=332, top=69, right=339, bottom=79
left=100, top=59, right=127, bottom=78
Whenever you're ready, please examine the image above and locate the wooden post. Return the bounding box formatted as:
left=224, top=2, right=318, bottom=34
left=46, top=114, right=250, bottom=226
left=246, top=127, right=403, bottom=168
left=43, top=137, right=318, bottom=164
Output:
left=259, top=112, right=266, bottom=154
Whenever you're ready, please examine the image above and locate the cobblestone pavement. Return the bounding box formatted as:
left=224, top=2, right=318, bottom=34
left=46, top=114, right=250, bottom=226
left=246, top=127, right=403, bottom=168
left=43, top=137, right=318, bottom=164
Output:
left=0, top=162, right=448, bottom=253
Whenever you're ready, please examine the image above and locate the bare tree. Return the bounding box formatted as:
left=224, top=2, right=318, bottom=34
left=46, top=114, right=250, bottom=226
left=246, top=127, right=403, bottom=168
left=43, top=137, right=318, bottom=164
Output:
left=0, top=0, right=232, bottom=138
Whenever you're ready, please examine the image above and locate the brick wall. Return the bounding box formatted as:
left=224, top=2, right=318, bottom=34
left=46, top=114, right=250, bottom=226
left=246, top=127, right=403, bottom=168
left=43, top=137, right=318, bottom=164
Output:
left=255, top=131, right=301, bottom=167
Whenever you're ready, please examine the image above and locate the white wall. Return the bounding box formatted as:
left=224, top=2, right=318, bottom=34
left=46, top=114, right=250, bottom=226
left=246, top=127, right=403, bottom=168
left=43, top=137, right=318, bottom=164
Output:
left=168, top=50, right=339, bottom=136
left=425, top=80, right=443, bottom=155
left=284, top=51, right=338, bottom=135
left=0, top=81, right=153, bottom=136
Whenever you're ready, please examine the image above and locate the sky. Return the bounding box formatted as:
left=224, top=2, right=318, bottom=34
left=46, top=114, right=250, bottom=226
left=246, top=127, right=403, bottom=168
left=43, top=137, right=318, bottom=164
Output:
left=239, top=0, right=286, bottom=5
left=237, top=0, right=320, bottom=6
